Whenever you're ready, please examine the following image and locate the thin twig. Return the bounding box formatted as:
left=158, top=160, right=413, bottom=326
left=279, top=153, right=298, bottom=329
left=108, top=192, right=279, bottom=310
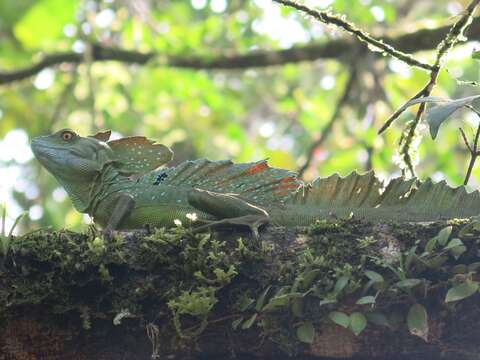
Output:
left=297, top=66, right=357, bottom=177
left=459, top=127, right=473, bottom=153
left=461, top=106, right=480, bottom=185
left=461, top=109, right=480, bottom=185
left=272, top=0, right=433, bottom=71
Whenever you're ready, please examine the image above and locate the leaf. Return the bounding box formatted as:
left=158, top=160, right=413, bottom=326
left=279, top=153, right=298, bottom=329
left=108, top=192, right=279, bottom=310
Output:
left=404, top=246, right=418, bottom=271
left=302, top=269, right=321, bottom=289
left=291, top=297, right=303, bottom=318
left=395, top=278, right=423, bottom=289
left=319, top=298, right=337, bottom=306
left=468, top=262, right=480, bottom=272
left=436, top=226, right=452, bottom=246
left=113, top=309, right=133, bottom=326
left=255, top=285, right=271, bottom=311
left=445, top=281, right=479, bottom=302
left=365, top=270, right=384, bottom=283
left=356, top=296, right=376, bottom=305
left=445, top=238, right=466, bottom=260
left=262, top=292, right=303, bottom=311
left=425, top=236, right=437, bottom=253
left=425, top=255, right=448, bottom=269
left=232, top=317, right=243, bottom=330
left=407, top=304, right=428, bottom=341
left=296, top=321, right=315, bottom=344
left=427, top=95, right=480, bottom=139
left=349, top=312, right=367, bottom=336
left=451, top=264, right=468, bottom=274
left=328, top=311, right=350, bottom=328
left=397, top=96, right=448, bottom=115
left=401, top=95, right=480, bottom=139
left=238, top=297, right=255, bottom=312
left=241, top=313, right=258, bottom=329
left=334, top=275, right=350, bottom=293
left=443, top=237, right=463, bottom=249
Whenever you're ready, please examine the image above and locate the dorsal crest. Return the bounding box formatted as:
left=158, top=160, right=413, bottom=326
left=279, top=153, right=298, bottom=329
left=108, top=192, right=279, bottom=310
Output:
left=156, top=159, right=301, bottom=205
left=107, top=136, right=173, bottom=175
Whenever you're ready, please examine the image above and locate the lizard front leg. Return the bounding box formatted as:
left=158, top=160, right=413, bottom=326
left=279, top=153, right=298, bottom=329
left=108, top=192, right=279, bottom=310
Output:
left=187, top=188, right=269, bottom=239
left=103, top=193, right=136, bottom=231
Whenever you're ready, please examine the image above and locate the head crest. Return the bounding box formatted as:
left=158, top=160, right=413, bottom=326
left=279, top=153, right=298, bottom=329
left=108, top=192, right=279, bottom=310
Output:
left=91, top=130, right=111, bottom=142
left=107, top=136, right=173, bottom=175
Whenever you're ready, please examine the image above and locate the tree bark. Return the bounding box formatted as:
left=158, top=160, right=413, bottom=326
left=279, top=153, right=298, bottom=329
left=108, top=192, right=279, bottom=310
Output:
left=1, top=220, right=479, bottom=359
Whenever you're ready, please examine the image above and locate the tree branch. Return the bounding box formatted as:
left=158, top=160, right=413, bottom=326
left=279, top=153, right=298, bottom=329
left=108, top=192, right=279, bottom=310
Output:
left=379, top=0, right=480, bottom=176
left=2, top=17, right=480, bottom=85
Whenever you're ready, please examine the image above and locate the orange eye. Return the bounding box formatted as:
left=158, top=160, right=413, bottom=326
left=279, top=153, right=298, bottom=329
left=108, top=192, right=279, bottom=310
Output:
left=62, top=131, right=74, bottom=141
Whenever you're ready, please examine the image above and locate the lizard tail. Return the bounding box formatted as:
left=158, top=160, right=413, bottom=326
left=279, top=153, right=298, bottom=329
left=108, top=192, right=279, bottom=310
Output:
left=160, top=159, right=302, bottom=205
left=287, top=171, right=480, bottom=221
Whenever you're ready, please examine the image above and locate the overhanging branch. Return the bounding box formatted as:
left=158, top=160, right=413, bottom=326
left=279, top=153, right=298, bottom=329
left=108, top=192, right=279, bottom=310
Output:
left=2, top=17, right=480, bottom=85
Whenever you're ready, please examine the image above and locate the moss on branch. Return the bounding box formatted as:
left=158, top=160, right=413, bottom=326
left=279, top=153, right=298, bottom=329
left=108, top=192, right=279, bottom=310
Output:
left=1, top=219, right=480, bottom=359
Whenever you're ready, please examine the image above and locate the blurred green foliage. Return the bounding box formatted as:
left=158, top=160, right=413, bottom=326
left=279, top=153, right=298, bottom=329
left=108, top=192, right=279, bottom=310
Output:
left=1, top=0, right=480, bottom=233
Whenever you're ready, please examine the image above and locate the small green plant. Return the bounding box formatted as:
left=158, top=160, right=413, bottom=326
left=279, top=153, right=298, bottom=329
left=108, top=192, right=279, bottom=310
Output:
left=168, top=286, right=218, bottom=338
left=0, top=204, right=27, bottom=259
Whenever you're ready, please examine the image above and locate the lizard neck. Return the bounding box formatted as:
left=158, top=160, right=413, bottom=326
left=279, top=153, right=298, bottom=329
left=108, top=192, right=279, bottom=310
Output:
left=87, top=164, right=134, bottom=215
left=61, top=180, right=97, bottom=214
left=61, top=163, right=129, bottom=214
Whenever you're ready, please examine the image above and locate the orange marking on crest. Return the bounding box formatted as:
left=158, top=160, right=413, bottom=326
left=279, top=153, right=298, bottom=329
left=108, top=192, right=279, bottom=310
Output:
left=243, top=162, right=269, bottom=175
left=272, top=176, right=299, bottom=190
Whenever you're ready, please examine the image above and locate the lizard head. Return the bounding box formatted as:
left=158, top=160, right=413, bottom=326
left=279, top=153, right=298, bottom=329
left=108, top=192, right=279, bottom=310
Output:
left=31, top=128, right=116, bottom=212
left=31, top=128, right=113, bottom=182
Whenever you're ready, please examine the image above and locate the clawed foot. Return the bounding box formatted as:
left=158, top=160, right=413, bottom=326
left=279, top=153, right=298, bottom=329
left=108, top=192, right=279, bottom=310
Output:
left=193, top=214, right=269, bottom=239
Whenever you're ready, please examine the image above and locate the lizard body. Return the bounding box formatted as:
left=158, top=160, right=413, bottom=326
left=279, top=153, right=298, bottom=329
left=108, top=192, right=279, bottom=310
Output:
left=32, top=129, right=480, bottom=235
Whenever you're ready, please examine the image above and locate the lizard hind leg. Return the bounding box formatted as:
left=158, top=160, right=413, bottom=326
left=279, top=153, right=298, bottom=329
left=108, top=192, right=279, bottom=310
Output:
left=187, top=188, right=270, bottom=239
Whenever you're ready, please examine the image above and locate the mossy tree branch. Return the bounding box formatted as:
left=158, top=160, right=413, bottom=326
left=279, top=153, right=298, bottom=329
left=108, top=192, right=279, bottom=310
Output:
left=1, top=219, right=480, bottom=359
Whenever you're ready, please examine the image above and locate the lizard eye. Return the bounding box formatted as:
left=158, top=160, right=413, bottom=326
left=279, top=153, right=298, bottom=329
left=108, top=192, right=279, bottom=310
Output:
left=61, top=131, right=75, bottom=141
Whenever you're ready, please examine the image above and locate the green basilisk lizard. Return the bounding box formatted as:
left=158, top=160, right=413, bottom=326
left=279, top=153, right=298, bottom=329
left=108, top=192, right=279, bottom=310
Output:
left=32, top=129, right=480, bottom=236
